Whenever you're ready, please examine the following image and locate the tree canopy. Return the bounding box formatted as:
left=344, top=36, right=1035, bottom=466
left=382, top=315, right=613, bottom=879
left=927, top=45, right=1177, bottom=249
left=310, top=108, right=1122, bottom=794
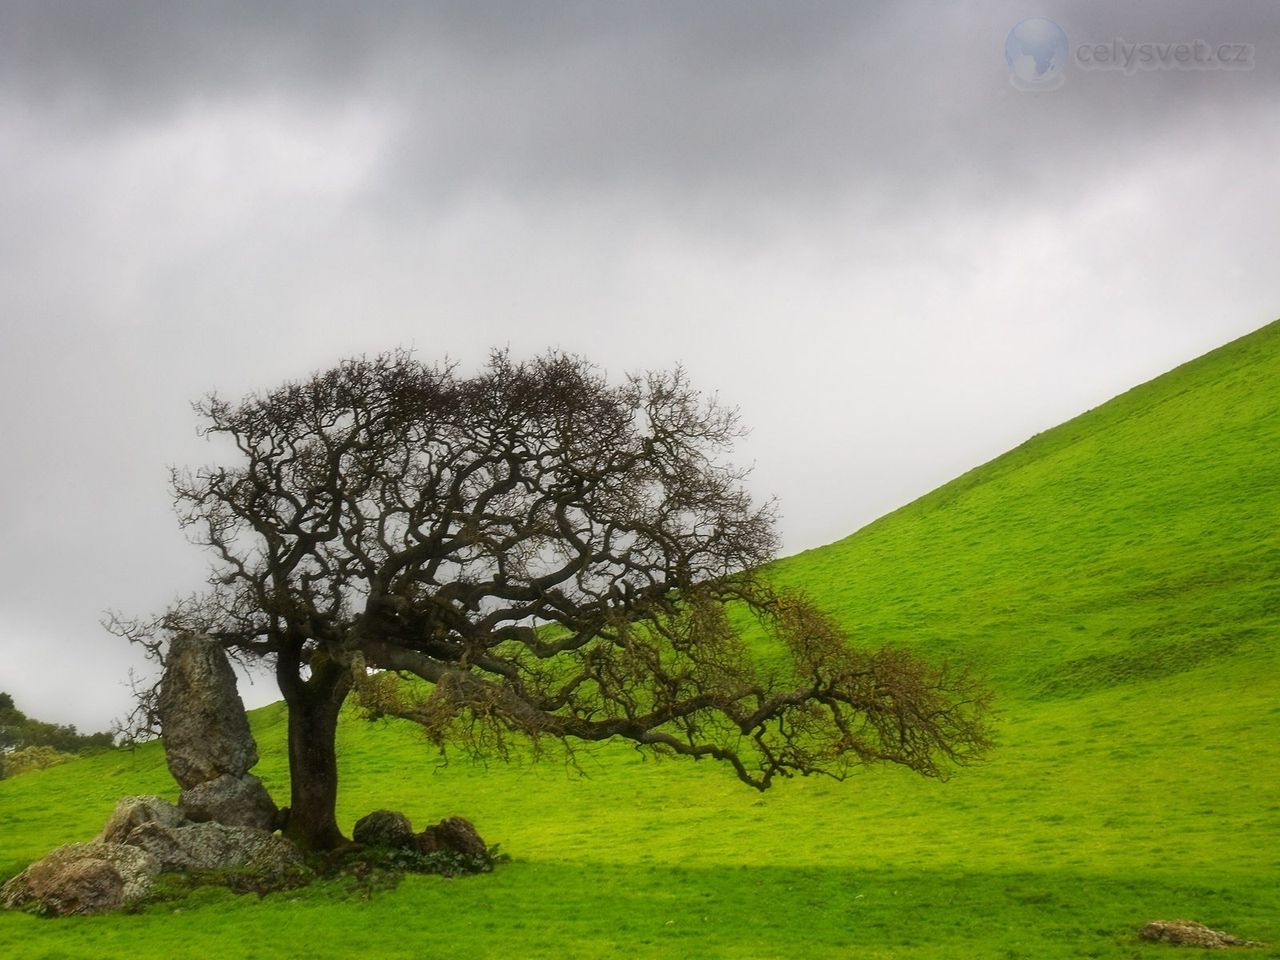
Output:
left=115, top=350, right=990, bottom=851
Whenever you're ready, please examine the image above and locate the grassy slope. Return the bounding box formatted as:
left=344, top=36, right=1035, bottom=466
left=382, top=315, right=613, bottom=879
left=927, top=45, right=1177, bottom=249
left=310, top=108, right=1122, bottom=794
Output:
left=3, top=320, right=1279, bottom=959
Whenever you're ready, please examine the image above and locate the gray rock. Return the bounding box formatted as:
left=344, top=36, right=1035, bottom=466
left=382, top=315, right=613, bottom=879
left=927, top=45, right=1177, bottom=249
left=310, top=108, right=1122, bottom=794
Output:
left=20, top=860, right=122, bottom=916
left=1139, top=919, right=1263, bottom=948
left=158, top=632, right=259, bottom=789
left=352, top=810, right=416, bottom=850
left=123, top=821, right=302, bottom=878
left=180, top=774, right=278, bottom=831
left=2, top=841, right=160, bottom=915
left=99, top=795, right=186, bottom=844
left=416, top=816, right=487, bottom=857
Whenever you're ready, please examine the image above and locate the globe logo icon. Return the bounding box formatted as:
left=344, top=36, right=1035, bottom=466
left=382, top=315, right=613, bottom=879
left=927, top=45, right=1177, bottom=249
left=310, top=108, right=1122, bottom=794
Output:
left=1005, top=18, right=1069, bottom=90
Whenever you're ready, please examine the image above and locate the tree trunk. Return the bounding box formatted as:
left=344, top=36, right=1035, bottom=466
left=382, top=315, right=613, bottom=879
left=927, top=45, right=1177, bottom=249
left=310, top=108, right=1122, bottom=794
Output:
left=282, top=661, right=351, bottom=852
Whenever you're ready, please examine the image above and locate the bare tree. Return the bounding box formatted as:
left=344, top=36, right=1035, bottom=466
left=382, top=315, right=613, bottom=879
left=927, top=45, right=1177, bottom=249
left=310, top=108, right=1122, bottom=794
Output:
left=115, top=350, right=989, bottom=851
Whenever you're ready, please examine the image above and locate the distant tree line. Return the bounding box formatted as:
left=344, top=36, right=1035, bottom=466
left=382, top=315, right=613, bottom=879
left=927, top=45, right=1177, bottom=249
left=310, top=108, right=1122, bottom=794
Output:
left=0, top=692, right=114, bottom=779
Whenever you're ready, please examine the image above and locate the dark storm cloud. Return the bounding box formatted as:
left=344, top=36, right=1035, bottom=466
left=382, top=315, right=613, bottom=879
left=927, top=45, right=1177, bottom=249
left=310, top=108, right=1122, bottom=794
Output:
left=5, top=1, right=1275, bottom=214
left=0, top=2, right=860, bottom=120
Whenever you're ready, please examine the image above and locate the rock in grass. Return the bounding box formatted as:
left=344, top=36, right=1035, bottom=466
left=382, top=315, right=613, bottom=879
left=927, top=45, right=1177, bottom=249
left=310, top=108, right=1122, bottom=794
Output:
left=179, top=773, right=278, bottom=831
left=416, top=817, right=487, bottom=857
left=1140, top=919, right=1263, bottom=948
left=124, top=821, right=303, bottom=877
left=15, top=859, right=122, bottom=916
left=352, top=810, right=416, bottom=850
left=158, top=632, right=259, bottom=789
left=1, top=841, right=160, bottom=915
left=99, top=795, right=186, bottom=844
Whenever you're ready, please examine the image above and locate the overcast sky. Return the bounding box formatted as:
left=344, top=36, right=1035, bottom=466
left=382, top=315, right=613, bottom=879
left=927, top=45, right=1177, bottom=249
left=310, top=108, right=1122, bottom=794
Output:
left=1, top=1, right=1277, bottom=731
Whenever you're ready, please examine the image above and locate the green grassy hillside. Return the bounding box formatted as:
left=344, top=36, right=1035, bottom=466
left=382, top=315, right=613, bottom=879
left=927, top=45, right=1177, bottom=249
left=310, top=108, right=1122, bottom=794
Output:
left=3, top=320, right=1279, bottom=959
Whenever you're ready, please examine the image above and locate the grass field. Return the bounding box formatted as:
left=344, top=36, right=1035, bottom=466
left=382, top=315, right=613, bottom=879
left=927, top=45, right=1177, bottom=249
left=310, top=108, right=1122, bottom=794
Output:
left=3, top=320, right=1278, bottom=958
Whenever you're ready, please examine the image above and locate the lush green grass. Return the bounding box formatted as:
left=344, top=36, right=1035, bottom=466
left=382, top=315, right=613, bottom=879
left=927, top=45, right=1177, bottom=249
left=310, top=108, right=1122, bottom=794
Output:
left=4, top=320, right=1279, bottom=958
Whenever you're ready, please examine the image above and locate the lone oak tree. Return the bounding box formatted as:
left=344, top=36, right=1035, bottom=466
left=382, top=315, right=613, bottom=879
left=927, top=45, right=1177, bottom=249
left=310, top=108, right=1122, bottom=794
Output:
left=121, top=350, right=989, bottom=852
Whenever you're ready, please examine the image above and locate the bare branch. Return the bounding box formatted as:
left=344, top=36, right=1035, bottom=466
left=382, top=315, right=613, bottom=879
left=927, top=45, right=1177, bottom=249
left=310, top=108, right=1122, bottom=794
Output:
left=113, top=348, right=991, bottom=850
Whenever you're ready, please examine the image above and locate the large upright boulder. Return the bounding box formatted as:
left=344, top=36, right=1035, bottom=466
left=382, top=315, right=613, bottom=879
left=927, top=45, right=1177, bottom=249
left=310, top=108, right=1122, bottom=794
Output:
left=158, top=634, right=279, bottom=831
left=158, top=633, right=259, bottom=788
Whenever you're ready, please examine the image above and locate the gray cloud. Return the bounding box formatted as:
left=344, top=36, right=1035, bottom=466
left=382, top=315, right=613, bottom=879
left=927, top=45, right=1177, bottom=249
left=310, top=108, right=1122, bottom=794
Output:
left=7, top=3, right=1275, bottom=205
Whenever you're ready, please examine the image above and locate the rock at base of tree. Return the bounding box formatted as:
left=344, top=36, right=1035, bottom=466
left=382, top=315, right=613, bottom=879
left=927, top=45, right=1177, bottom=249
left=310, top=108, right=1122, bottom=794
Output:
left=352, top=810, right=417, bottom=850
left=1140, top=920, right=1263, bottom=948
left=16, top=860, right=122, bottom=916
left=1, top=842, right=160, bottom=915
left=123, top=821, right=303, bottom=878
left=99, top=795, right=186, bottom=844
left=158, top=633, right=259, bottom=789
left=416, top=817, right=487, bottom=857
left=179, top=774, right=278, bottom=831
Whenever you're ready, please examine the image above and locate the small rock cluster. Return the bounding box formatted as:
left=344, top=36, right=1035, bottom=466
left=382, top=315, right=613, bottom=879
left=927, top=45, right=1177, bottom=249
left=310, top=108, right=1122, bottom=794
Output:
left=2, top=634, right=496, bottom=916
left=1140, top=919, right=1264, bottom=949
left=352, top=809, right=487, bottom=857
left=2, top=634, right=298, bottom=916
left=1, top=796, right=302, bottom=915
